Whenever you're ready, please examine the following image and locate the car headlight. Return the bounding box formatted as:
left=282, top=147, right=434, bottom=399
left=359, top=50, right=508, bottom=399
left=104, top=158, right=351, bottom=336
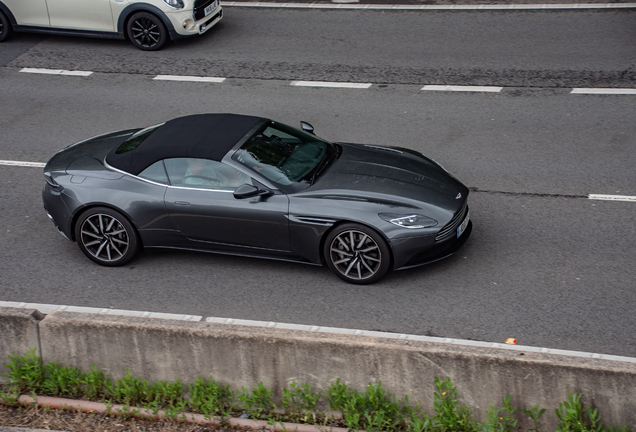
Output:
left=379, top=213, right=438, bottom=229
left=163, top=0, right=184, bottom=9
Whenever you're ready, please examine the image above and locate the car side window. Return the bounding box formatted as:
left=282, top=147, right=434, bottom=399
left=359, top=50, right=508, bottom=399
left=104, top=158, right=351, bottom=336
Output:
left=164, top=158, right=252, bottom=190
left=138, top=160, right=169, bottom=184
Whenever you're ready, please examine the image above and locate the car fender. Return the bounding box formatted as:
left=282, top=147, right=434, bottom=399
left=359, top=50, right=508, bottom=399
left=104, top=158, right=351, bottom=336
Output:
left=0, top=1, right=18, bottom=26
left=288, top=197, right=398, bottom=267
left=117, top=3, right=178, bottom=40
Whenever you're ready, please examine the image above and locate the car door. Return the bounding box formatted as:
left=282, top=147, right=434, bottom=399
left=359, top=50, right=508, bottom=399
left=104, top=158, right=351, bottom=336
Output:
left=3, top=0, right=50, bottom=26
left=46, top=0, right=115, bottom=31
left=163, top=158, right=292, bottom=252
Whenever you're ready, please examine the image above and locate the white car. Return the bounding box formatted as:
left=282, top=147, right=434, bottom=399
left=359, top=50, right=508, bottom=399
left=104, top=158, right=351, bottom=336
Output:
left=0, top=0, right=222, bottom=50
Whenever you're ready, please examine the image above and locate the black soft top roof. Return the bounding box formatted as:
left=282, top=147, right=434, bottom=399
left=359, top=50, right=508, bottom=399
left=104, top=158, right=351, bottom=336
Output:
left=106, top=113, right=263, bottom=175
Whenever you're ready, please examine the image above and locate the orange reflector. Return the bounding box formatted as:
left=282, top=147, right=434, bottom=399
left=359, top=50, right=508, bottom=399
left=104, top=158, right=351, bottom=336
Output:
left=505, top=338, right=517, bottom=344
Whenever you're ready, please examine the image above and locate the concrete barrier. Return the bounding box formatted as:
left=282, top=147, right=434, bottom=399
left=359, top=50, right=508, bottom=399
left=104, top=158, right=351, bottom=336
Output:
left=1, top=306, right=635, bottom=429
left=0, top=307, right=43, bottom=383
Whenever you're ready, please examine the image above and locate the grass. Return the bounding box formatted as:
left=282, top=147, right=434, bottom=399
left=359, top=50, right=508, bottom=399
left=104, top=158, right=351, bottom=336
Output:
left=1, top=349, right=631, bottom=432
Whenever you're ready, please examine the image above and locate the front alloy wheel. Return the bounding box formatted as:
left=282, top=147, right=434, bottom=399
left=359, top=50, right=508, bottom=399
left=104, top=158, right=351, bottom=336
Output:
left=324, top=223, right=391, bottom=284
left=127, top=12, right=167, bottom=51
left=75, top=207, right=139, bottom=266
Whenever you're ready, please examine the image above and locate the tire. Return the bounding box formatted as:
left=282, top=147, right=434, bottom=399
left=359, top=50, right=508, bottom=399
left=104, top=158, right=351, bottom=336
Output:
left=0, top=10, right=12, bottom=43
left=323, top=223, right=391, bottom=284
left=74, top=207, right=139, bottom=267
left=127, top=12, right=167, bottom=51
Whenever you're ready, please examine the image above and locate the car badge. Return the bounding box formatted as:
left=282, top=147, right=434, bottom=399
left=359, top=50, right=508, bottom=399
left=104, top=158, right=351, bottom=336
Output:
left=455, top=193, right=462, bottom=199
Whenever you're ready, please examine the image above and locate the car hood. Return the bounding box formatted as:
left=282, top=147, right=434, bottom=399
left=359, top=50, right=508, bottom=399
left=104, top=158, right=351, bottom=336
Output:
left=306, top=143, right=468, bottom=211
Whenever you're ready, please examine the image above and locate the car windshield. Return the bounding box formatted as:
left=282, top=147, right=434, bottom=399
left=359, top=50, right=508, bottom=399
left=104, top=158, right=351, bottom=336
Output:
left=233, top=121, right=336, bottom=192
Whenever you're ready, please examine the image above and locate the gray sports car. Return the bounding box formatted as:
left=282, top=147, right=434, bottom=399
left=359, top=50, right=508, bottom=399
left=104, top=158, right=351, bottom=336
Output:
left=42, top=113, right=471, bottom=284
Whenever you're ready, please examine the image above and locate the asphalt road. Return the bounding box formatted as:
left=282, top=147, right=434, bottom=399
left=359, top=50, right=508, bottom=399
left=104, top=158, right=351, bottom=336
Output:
left=2, top=8, right=636, bottom=87
left=0, top=7, right=635, bottom=358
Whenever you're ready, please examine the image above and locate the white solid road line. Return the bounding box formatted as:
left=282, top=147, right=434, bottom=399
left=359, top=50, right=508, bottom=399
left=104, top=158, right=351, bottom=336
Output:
left=223, top=1, right=636, bottom=9
left=20, top=68, right=93, bottom=77
left=291, top=80, right=373, bottom=89
left=1, top=300, right=634, bottom=363
left=0, top=301, right=202, bottom=321
left=0, top=160, right=46, bottom=168
left=422, top=85, right=503, bottom=92
left=588, top=194, right=636, bottom=202
left=153, top=75, right=226, bottom=83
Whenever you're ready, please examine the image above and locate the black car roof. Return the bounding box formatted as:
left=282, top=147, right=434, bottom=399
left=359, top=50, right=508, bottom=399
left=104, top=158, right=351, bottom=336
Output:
left=106, top=113, right=263, bottom=175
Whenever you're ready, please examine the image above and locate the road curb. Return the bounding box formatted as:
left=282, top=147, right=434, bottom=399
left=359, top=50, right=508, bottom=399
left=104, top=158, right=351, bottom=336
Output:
left=0, top=396, right=349, bottom=432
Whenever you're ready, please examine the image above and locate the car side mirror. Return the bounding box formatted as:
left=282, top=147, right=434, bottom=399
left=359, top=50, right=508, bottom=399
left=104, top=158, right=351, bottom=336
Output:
left=233, top=183, right=271, bottom=199
left=300, top=121, right=315, bottom=135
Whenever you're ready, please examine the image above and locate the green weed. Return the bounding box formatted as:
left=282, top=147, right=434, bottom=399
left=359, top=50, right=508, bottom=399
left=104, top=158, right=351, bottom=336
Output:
left=237, top=381, right=277, bottom=420
left=109, top=369, right=149, bottom=406
left=432, top=377, right=478, bottom=432
left=4, top=349, right=45, bottom=393
left=281, top=380, right=321, bottom=423
left=554, top=393, right=631, bottom=432
left=81, top=364, right=111, bottom=400
left=326, top=379, right=413, bottom=431
left=1, top=351, right=633, bottom=432
left=524, top=403, right=547, bottom=432
left=189, top=376, right=234, bottom=418
left=482, top=395, right=518, bottom=432
left=42, top=362, right=82, bottom=398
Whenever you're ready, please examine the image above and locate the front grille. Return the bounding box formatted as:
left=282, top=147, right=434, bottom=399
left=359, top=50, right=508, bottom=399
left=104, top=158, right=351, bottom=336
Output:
left=202, top=10, right=221, bottom=27
left=193, top=0, right=216, bottom=20
left=435, top=202, right=468, bottom=242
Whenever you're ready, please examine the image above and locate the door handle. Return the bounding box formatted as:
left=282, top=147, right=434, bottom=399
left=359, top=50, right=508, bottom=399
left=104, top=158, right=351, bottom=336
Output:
left=174, top=201, right=190, bottom=206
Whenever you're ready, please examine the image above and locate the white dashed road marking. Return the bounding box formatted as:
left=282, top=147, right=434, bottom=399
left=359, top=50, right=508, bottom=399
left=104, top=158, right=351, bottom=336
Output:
left=20, top=68, right=93, bottom=77
left=14, top=70, right=636, bottom=94
left=421, top=85, right=503, bottom=92
left=153, top=75, right=226, bottom=83
left=588, top=194, right=636, bottom=202
left=0, top=160, right=46, bottom=168
left=291, top=80, right=373, bottom=89
left=571, top=88, right=636, bottom=95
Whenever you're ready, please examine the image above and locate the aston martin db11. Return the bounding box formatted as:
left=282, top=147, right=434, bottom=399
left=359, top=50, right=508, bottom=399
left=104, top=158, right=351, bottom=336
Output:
left=42, top=113, right=472, bottom=284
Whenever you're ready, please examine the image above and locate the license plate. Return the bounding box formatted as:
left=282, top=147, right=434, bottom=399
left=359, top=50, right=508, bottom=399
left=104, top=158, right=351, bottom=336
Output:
left=204, top=1, right=217, bottom=16
left=457, top=210, right=470, bottom=238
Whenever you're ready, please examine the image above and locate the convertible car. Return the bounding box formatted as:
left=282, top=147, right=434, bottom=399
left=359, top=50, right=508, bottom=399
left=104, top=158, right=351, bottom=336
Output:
left=42, top=114, right=471, bottom=284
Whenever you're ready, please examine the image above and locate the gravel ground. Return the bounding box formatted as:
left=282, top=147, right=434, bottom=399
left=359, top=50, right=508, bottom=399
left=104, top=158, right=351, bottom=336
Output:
left=0, top=405, right=258, bottom=432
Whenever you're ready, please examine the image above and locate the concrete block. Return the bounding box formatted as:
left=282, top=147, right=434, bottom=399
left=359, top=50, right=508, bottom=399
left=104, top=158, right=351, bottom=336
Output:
left=0, top=307, right=44, bottom=383
left=38, top=311, right=636, bottom=429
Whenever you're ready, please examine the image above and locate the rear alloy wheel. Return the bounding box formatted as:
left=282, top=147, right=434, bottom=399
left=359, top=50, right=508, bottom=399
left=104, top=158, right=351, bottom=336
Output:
left=0, top=10, right=12, bottom=42
left=75, top=207, right=139, bottom=266
left=324, top=223, right=391, bottom=284
left=127, top=12, right=167, bottom=51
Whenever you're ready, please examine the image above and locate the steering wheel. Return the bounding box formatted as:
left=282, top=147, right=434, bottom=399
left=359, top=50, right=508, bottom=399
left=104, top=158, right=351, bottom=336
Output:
left=183, top=175, right=222, bottom=188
